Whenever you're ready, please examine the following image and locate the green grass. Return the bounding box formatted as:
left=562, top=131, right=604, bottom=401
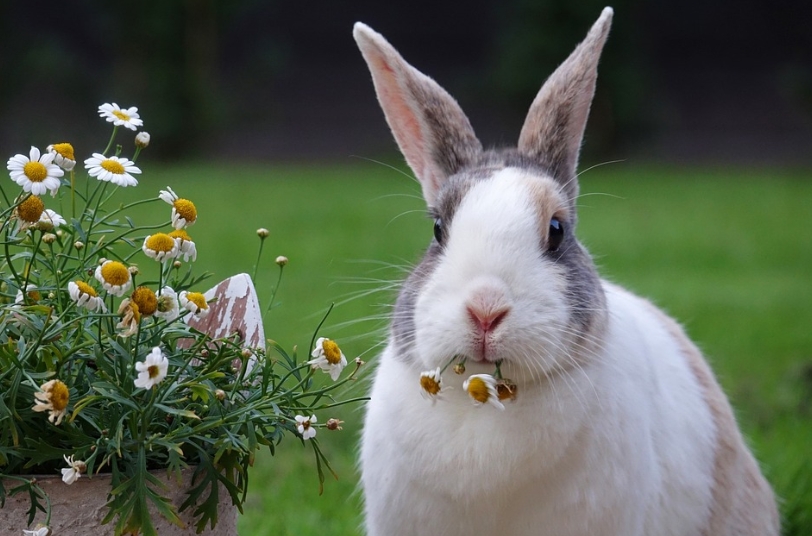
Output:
left=112, top=160, right=811, bottom=535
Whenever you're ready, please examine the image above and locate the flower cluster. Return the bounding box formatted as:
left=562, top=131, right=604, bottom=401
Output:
left=0, top=104, right=359, bottom=536
left=419, top=357, right=518, bottom=410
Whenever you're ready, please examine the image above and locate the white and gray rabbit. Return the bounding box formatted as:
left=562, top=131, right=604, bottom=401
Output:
left=353, top=7, right=779, bottom=536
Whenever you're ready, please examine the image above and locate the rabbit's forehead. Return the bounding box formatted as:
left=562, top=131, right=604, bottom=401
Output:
left=453, top=167, right=569, bottom=231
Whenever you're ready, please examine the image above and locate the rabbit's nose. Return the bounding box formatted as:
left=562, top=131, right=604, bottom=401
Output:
left=466, top=304, right=510, bottom=334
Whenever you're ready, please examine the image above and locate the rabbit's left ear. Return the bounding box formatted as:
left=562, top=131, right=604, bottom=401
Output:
left=354, top=23, right=482, bottom=207
left=518, top=7, right=613, bottom=201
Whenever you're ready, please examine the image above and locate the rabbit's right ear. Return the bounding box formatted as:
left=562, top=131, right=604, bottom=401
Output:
left=354, top=23, right=482, bottom=207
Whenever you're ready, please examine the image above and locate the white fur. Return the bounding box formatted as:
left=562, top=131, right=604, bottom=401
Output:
left=360, top=171, right=717, bottom=536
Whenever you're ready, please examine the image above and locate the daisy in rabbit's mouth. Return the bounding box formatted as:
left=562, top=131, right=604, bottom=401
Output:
left=419, top=355, right=518, bottom=408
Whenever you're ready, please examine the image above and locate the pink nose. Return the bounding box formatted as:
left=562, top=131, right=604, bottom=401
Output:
left=467, top=305, right=510, bottom=334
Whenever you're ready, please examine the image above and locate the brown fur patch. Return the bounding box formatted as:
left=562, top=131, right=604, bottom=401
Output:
left=647, top=303, right=780, bottom=535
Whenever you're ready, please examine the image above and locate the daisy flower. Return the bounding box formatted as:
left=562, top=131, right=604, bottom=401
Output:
left=134, top=347, right=169, bottom=389
left=419, top=367, right=443, bottom=403
left=38, top=208, right=66, bottom=231
left=94, top=260, right=133, bottom=297
left=179, top=290, right=209, bottom=319
left=15, top=284, right=41, bottom=305
left=61, top=455, right=86, bottom=485
left=307, top=337, right=347, bottom=381
left=22, top=526, right=50, bottom=536
left=295, top=414, right=317, bottom=440
left=98, top=102, right=143, bottom=131
left=32, top=379, right=70, bottom=425
left=46, top=143, right=76, bottom=171
left=84, top=153, right=141, bottom=187
left=169, top=228, right=197, bottom=262
left=159, top=186, right=198, bottom=229
left=142, top=232, right=179, bottom=262
left=462, top=374, right=505, bottom=410
left=15, top=194, right=45, bottom=225
left=68, top=281, right=106, bottom=312
left=130, top=286, right=158, bottom=316
left=155, top=286, right=180, bottom=322
left=7, top=146, right=64, bottom=196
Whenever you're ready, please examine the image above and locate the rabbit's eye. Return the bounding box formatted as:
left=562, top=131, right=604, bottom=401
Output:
left=548, top=217, right=564, bottom=251
left=433, top=218, right=444, bottom=244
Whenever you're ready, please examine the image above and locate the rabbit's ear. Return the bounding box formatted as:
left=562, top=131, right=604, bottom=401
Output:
left=518, top=7, right=613, bottom=201
left=354, top=23, right=482, bottom=207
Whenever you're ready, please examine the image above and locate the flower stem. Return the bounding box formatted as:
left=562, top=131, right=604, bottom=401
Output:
left=102, top=125, right=119, bottom=156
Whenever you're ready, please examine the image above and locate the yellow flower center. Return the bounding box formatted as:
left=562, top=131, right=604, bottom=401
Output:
left=145, top=233, right=176, bottom=253
left=100, top=159, right=125, bottom=174
left=26, top=290, right=42, bottom=303
left=112, top=110, right=131, bottom=121
left=51, top=143, right=75, bottom=160
left=466, top=377, right=491, bottom=404
left=173, top=199, right=197, bottom=223
left=186, top=292, right=208, bottom=311
left=321, top=339, right=342, bottom=365
left=50, top=380, right=70, bottom=412
left=420, top=375, right=441, bottom=395
left=130, top=286, right=158, bottom=316
left=23, top=161, right=47, bottom=182
left=100, top=261, right=130, bottom=286
left=75, top=281, right=97, bottom=297
left=148, top=364, right=160, bottom=379
left=17, top=195, right=45, bottom=223
left=168, top=229, right=191, bottom=242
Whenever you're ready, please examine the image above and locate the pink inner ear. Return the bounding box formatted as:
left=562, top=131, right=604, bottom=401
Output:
left=369, top=55, right=433, bottom=192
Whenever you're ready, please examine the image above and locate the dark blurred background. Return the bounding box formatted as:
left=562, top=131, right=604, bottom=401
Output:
left=1, top=0, right=811, bottom=166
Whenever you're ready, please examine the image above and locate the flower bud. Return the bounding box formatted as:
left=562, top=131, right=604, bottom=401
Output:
left=135, top=131, right=150, bottom=148
left=453, top=362, right=466, bottom=375
left=256, top=228, right=270, bottom=238
left=355, top=357, right=365, bottom=367
left=215, top=389, right=226, bottom=401
left=128, top=265, right=139, bottom=276
left=241, top=348, right=254, bottom=359
left=74, top=241, right=84, bottom=250
left=275, top=255, right=288, bottom=266
left=42, top=233, right=57, bottom=244
left=173, top=260, right=182, bottom=269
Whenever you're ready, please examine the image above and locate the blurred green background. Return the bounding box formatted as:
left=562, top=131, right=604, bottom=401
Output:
left=3, top=0, right=812, bottom=534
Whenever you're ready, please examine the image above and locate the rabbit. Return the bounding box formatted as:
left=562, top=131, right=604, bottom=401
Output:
left=353, top=7, right=779, bottom=536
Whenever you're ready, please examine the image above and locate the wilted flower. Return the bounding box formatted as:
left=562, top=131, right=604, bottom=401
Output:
left=116, top=298, right=141, bottom=337
left=326, top=418, right=344, bottom=431
left=134, top=347, right=169, bottom=389
left=84, top=154, right=141, bottom=187
left=98, top=102, right=143, bottom=131
left=308, top=337, right=347, bottom=381
left=15, top=195, right=45, bottom=225
left=295, top=414, right=317, bottom=440
left=22, top=525, right=50, bottom=536
left=61, top=455, right=86, bottom=485
left=7, top=146, right=63, bottom=197
left=32, top=379, right=70, bottom=425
